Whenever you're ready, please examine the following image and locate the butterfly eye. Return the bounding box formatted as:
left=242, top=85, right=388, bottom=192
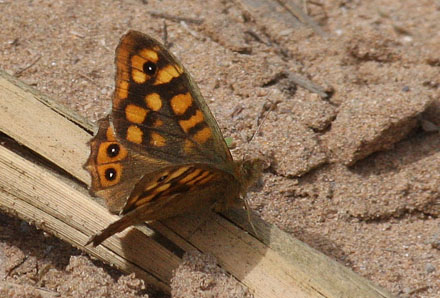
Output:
left=105, top=168, right=117, bottom=181
left=143, top=61, right=157, bottom=76
left=107, top=143, right=120, bottom=158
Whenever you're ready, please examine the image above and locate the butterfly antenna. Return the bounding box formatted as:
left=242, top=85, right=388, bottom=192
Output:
left=162, top=20, right=170, bottom=48
left=248, top=100, right=276, bottom=144
left=244, top=197, right=259, bottom=237
left=242, top=101, right=276, bottom=235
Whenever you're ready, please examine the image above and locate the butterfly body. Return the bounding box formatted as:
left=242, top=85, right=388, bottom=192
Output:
left=85, top=31, right=262, bottom=246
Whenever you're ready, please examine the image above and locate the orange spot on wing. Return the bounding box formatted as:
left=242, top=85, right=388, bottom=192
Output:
left=179, top=168, right=202, bottom=184
left=170, top=93, right=192, bottom=115
left=145, top=93, right=162, bottom=111
left=115, top=44, right=133, bottom=105
left=195, top=173, right=215, bottom=185
left=155, top=183, right=171, bottom=193
left=125, top=104, right=148, bottom=124
left=133, top=182, right=172, bottom=208
left=193, top=127, right=212, bottom=143
left=116, top=80, right=129, bottom=101
left=106, top=126, right=116, bottom=142
left=116, top=47, right=131, bottom=64
left=184, top=139, right=194, bottom=153
left=179, top=110, right=204, bottom=133
left=133, top=193, right=156, bottom=207
left=115, top=51, right=130, bottom=80
left=153, top=119, right=163, bottom=127
left=139, top=48, right=159, bottom=63
left=166, top=166, right=191, bottom=182
left=132, top=68, right=147, bottom=84
left=154, top=64, right=180, bottom=85
left=144, top=182, right=158, bottom=192
left=187, top=171, right=210, bottom=185
left=150, top=132, right=166, bottom=147
left=126, top=125, right=143, bottom=144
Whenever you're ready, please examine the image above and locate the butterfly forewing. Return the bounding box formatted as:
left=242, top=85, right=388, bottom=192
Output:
left=112, top=30, right=233, bottom=168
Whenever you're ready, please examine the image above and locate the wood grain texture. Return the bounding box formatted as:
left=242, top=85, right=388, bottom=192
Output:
left=0, top=70, right=394, bottom=298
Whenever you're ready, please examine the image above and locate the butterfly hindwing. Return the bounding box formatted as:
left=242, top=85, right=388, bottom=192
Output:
left=112, top=30, right=232, bottom=166
left=87, top=164, right=242, bottom=246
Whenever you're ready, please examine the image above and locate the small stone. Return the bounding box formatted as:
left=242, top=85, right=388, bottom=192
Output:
left=430, top=234, right=440, bottom=249
left=425, top=263, right=436, bottom=273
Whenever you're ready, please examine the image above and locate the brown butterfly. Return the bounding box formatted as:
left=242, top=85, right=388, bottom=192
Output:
left=84, top=30, right=262, bottom=246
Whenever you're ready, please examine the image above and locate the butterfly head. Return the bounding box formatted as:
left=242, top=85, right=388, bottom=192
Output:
left=236, top=158, right=264, bottom=195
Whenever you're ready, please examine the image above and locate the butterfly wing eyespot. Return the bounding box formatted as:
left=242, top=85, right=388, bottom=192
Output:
left=105, top=167, right=117, bottom=181
left=107, top=143, right=120, bottom=158
left=129, top=48, right=159, bottom=84
left=143, top=61, right=157, bottom=76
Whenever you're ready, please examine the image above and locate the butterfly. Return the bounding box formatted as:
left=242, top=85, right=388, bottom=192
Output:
left=84, top=30, right=263, bottom=246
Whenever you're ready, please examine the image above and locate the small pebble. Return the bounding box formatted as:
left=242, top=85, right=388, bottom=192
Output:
left=425, top=263, right=436, bottom=273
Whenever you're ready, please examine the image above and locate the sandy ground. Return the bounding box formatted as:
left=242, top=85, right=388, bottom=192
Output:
left=1, top=0, right=439, bottom=297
